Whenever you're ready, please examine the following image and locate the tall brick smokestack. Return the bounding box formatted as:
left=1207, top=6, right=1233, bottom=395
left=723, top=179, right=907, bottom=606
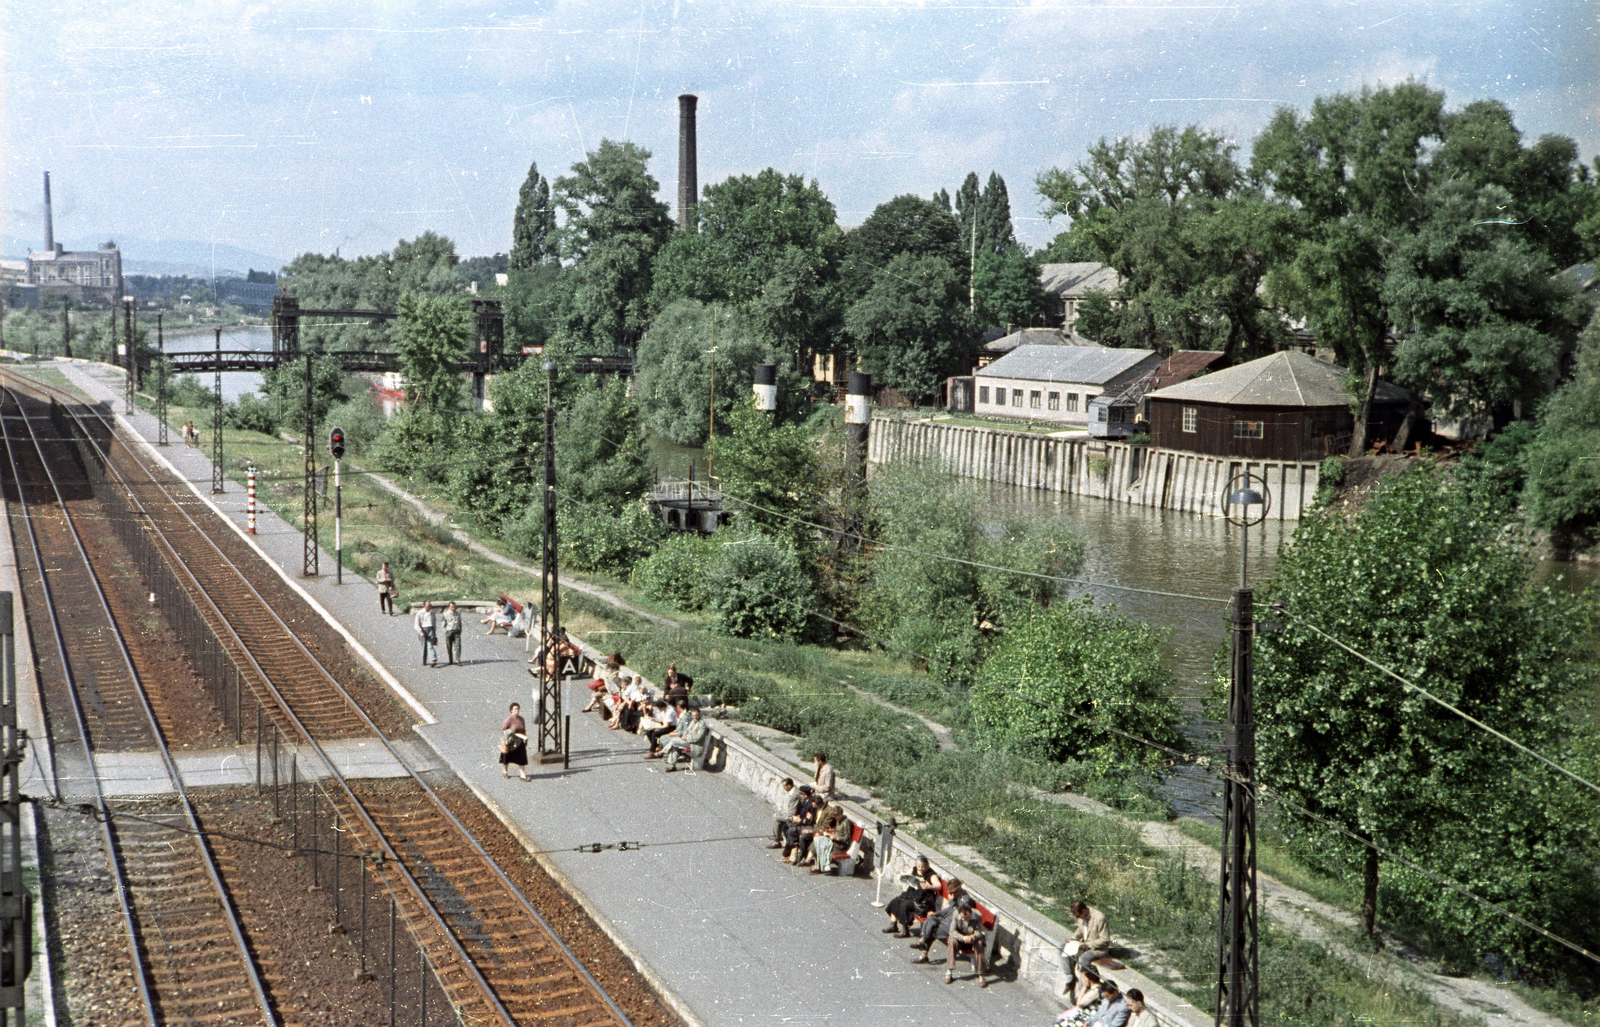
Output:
left=43, top=171, right=54, bottom=252
left=677, top=94, right=698, bottom=231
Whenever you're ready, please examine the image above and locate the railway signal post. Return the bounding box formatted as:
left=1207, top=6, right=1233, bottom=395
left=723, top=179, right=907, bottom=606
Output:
left=0, top=593, right=33, bottom=1023
left=211, top=328, right=225, bottom=494
left=330, top=427, right=345, bottom=583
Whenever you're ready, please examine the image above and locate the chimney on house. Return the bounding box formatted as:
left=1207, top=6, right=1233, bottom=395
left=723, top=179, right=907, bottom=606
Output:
left=43, top=171, right=54, bottom=252
left=677, top=94, right=698, bottom=231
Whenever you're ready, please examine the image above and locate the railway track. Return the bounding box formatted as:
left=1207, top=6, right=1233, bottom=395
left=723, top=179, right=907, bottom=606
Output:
left=0, top=386, right=276, bottom=1026
left=4, top=371, right=636, bottom=1027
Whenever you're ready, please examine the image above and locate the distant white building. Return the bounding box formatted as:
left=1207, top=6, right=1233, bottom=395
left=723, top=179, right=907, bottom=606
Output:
left=972, top=344, right=1161, bottom=427
left=28, top=242, right=123, bottom=304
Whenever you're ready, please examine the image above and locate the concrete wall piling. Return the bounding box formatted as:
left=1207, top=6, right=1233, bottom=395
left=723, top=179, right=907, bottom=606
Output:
left=869, top=416, right=1320, bottom=520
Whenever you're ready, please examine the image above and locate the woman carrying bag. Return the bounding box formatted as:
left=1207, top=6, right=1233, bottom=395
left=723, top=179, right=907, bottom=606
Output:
left=499, top=702, right=530, bottom=781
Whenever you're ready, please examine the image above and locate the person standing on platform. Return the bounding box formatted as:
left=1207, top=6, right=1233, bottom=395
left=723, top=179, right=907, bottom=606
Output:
left=440, top=601, right=463, bottom=666
left=376, top=562, right=396, bottom=615
left=499, top=702, right=530, bottom=781
left=414, top=600, right=438, bottom=667
left=813, top=751, right=836, bottom=800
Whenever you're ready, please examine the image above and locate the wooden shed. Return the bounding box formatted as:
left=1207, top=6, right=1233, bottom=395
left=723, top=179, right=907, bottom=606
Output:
left=1145, top=351, right=1409, bottom=460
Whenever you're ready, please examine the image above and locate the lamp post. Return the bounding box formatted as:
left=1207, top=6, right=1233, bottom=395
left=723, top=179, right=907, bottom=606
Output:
left=1215, top=475, right=1268, bottom=1027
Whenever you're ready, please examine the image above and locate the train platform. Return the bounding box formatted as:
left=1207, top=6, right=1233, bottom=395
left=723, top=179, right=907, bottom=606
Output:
left=53, top=360, right=1068, bottom=1027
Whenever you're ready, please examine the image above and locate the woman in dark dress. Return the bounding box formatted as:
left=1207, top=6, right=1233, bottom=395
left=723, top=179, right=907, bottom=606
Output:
left=500, top=702, right=530, bottom=781
left=883, top=854, right=940, bottom=937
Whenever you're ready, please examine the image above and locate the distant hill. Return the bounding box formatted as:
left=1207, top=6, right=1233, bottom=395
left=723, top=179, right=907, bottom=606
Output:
left=1, top=234, right=282, bottom=279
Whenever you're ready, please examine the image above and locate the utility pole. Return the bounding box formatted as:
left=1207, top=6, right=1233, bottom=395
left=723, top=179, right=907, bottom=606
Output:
left=1215, top=477, right=1267, bottom=1027
left=155, top=314, right=168, bottom=446
left=536, top=360, right=563, bottom=764
left=705, top=312, right=717, bottom=479
left=59, top=298, right=70, bottom=359
left=123, top=299, right=134, bottom=413
left=0, top=593, right=34, bottom=1025
left=969, top=209, right=977, bottom=313
left=302, top=355, right=318, bottom=576
left=210, top=328, right=225, bottom=494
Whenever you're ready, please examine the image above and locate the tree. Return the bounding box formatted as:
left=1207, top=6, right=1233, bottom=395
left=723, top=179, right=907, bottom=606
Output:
left=706, top=525, right=818, bottom=641
left=553, top=140, right=673, bottom=355
left=1522, top=309, right=1600, bottom=549
left=1385, top=177, right=1584, bottom=425
left=281, top=234, right=463, bottom=351
left=841, top=194, right=967, bottom=302
left=973, top=598, right=1181, bottom=767
left=510, top=160, right=556, bottom=270
left=555, top=374, right=652, bottom=515
left=1037, top=125, right=1285, bottom=356
left=708, top=403, right=826, bottom=554
left=1253, top=465, right=1599, bottom=960
left=259, top=354, right=348, bottom=429
left=396, top=292, right=472, bottom=411
left=634, top=300, right=780, bottom=445
left=649, top=168, right=844, bottom=309
left=973, top=246, right=1050, bottom=329
left=861, top=462, right=1085, bottom=683
left=1252, top=83, right=1446, bottom=450
left=844, top=252, right=976, bottom=400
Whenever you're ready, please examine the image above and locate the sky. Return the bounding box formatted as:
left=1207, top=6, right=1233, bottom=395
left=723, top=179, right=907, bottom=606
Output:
left=3, top=0, right=1595, bottom=269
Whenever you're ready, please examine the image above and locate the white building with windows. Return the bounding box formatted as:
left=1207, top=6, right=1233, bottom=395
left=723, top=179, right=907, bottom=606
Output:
left=970, top=344, right=1161, bottom=428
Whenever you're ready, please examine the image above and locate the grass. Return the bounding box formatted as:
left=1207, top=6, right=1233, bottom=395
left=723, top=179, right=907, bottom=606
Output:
left=118, top=397, right=1585, bottom=1027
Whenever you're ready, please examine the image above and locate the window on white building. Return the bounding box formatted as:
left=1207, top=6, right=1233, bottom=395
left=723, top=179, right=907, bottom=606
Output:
left=1029, top=390, right=1041, bottom=409
left=1047, top=392, right=1060, bottom=411
left=1012, top=389, right=1024, bottom=407
left=1066, top=393, right=1079, bottom=413
left=979, top=386, right=989, bottom=405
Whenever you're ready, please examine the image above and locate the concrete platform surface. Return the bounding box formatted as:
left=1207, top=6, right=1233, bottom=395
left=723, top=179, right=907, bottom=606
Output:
left=54, top=361, right=1065, bottom=1027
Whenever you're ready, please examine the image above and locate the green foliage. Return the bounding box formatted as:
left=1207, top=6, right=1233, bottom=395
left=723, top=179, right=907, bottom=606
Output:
left=1037, top=125, right=1287, bottom=357
left=1522, top=310, right=1600, bottom=548
left=861, top=462, right=1086, bottom=683
left=324, top=393, right=386, bottom=456
left=510, top=160, right=556, bottom=270
left=502, top=263, right=569, bottom=355
left=375, top=406, right=457, bottom=483
left=1386, top=178, right=1583, bottom=420
left=974, top=597, right=1182, bottom=767
left=704, top=525, right=817, bottom=641
left=1254, top=465, right=1600, bottom=974
left=281, top=232, right=461, bottom=350
left=707, top=403, right=826, bottom=554
left=841, top=193, right=968, bottom=301
left=630, top=533, right=719, bottom=610
left=1318, top=455, right=1346, bottom=488
left=225, top=393, right=279, bottom=434
left=555, top=375, right=653, bottom=515
left=553, top=139, right=673, bottom=354
left=634, top=300, right=781, bottom=445
left=259, top=354, right=349, bottom=428
left=972, top=246, right=1050, bottom=329
left=543, top=501, right=665, bottom=574
left=1453, top=422, right=1536, bottom=514
left=844, top=252, right=976, bottom=400
left=396, top=292, right=472, bottom=412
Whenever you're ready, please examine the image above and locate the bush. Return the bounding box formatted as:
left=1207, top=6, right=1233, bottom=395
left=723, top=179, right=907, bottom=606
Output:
left=630, top=533, right=720, bottom=610
left=226, top=393, right=279, bottom=435
left=705, top=526, right=818, bottom=640
left=556, top=502, right=665, bottom=574
left=325, top=393, right=387, bottom=455
left=1318, top=454, right=1345, bottom=488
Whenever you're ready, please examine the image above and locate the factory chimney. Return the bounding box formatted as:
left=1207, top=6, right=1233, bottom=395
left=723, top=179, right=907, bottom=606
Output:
left=677, top=94, right=698, bottom=231
left=43, top=171, right=54, bottom=252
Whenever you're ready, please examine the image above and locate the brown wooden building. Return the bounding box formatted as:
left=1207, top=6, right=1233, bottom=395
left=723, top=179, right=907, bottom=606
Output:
left=1145, top=351, right=1409, bottom=460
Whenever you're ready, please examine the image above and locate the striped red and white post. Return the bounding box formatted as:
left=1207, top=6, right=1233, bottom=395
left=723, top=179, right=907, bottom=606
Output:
left=247, top=466, right=257, bottom=534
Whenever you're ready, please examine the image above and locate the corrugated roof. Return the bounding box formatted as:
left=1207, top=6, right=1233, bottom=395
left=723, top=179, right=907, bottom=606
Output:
left=1146, top=350, right=1409, bottom=407
left=1039, top=262, right=1122, bottom=297
left=984, top=327, right=1103, bottom=354
left=978, top=344, right=1158, bottom=385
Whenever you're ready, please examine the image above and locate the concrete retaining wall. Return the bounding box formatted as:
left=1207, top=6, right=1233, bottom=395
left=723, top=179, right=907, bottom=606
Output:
left=869, top=416, right=1320, bottom=521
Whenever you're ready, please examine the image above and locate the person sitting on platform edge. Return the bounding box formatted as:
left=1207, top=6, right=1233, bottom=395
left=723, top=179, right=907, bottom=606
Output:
left=662, top=707, right=708, bottom=772
left=781, top=786, right=818, bottom=862
left=640, top=699, right=678, bottom=758
left=1061, top=899, right=1111, bottom=999
left=883, top=855, right=940, bottom=937
left=769, top=778, right=799, bottom=848
left=808, top=801, right=848, bottom=873
left=944, top=895, right=989, bottom=987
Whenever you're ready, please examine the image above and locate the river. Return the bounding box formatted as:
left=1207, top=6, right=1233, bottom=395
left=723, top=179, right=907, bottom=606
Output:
left=159, top=324, right=273, bottom=402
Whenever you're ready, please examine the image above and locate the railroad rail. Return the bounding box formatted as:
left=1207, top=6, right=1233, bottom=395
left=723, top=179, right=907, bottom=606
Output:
left=0, top=386, right=277, bottom=1026
left=4, top=370, right=634, bottom=1027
